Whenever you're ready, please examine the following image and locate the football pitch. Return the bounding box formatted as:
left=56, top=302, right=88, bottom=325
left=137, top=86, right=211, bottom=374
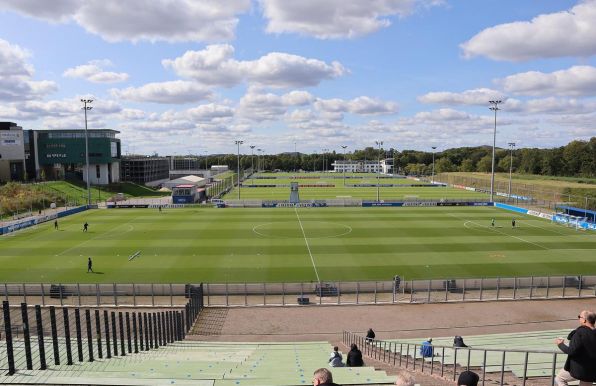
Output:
left=1, top=206, right=594, bottom=284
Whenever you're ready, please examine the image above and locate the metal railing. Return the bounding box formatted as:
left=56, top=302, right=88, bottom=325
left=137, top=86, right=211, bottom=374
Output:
left=2, top=275, right=594, bottom=308
left=1, top=284, right=204, bottom=376
left=343, top=331, right=561, bottom=386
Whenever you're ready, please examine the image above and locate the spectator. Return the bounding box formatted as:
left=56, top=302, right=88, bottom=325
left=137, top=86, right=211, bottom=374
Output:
left=554, top=310, right=596, bottom=386
left=312, top=368, right=341, bottom=386
left=458, top=370, right=480, bottom=386
left=366, top=328, right=376, bottom=343
left=328, top=346, right=343, bottom=367
left=420, top=337, right=434, bottom=358
left=395, top=371, right=415, bottom=386
left=454, top=335, right=468, bottom=348
left=346, top=343, right=364, bottom=367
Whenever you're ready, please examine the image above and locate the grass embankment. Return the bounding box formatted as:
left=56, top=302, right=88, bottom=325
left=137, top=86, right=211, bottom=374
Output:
left=436, top=172, right=596, bottom=210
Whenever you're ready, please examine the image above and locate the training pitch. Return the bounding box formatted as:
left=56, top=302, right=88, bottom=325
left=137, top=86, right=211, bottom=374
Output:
left=0, top=206, right=594, bottom=283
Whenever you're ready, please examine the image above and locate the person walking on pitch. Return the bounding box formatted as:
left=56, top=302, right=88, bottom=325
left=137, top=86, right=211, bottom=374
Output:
left=83, top=222, right=88, bottom=232
left=512, top=218, right=516, bottom=228
left=87, top=257, right=93, bottom=273
left=491, top=218, right=495, bottom=227
left=54, top=220, right=58, bottom=230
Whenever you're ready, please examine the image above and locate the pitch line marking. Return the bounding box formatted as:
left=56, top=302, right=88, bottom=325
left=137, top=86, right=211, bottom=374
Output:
left=294, top=206, right=321, bottom=283
left=252, top=222, right=352, bottom=239
left=448, top=213, right=550, bottom=250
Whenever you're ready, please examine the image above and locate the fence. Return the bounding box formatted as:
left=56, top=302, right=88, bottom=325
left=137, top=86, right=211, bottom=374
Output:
left=0, top=284, right=203, bottom=376
left=343, top=331, right=562, bottom=386
left=199, top=275, right=596, bottom=307
left=2, top=276, right=594, bottom=309
left=0, top=283, right=201, bottom=308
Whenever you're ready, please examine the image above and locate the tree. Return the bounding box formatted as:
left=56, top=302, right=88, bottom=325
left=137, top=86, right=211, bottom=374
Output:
left=435, top=157, right=455, bottom=173
left=476, top=156, right=492, bottom=173
left=459, top=159, right=475, bottom=172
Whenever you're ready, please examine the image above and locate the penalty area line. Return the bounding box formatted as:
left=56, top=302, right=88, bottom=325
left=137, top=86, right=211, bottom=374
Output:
left=448, top=213, right=550, bottom=251
left=294, top=206, right=321, bottom=283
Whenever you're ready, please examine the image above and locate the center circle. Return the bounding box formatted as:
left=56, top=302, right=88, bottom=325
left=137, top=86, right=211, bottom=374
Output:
left=253, top=221, right=352, bottom=239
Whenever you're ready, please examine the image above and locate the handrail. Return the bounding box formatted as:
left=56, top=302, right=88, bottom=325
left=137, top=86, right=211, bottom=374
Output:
left=342, top=331, right=561, bottom=386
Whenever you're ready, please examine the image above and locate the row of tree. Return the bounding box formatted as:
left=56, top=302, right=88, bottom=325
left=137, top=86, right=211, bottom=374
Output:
left=205, top=137, right=595, bottom=178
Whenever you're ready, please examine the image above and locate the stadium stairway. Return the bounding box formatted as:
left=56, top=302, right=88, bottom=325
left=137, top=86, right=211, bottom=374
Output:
left=0, top=340, right=396, bottom=385
left=347, top=329, right=573, bottom=386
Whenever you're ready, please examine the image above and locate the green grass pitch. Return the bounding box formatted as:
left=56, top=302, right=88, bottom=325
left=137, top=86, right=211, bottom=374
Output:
left=1, top=206, right=594, bottom=283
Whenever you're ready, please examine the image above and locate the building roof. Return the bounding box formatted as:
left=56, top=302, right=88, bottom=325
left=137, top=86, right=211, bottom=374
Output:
left=34, top=129, right=120, bottom=134
left=174, top=184, right=195, bottom=188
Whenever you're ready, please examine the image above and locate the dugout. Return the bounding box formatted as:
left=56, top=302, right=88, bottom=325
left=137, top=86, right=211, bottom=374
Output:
left=556, top=205, right=595, bottom=223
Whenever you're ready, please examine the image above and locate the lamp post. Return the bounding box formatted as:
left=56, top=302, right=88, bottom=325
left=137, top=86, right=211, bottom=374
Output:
left=322, top=149, right=329, bottom=173
left=250, top=145, right=255, bottom=172
left=489, top=100, right=502, bottom=202
left=235, top=140, right=243, bottom=199
left=375, top=141, right=383, bottom=202
left=341, top=145, right=348, bottom=186
left=204, top=150, right=208, bottom=171
left=431, top=146, right=437, bottom=183
left=257, top=148, right=262, bottom=172
left=294, top=141, right=297, bottom=172
left=81, top=98, right=93, bottom=207
left=508, top=142, right=516, bottom=201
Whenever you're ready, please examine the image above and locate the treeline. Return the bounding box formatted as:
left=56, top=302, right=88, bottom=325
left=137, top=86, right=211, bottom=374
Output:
left=206, top=137, right=595, bottom=179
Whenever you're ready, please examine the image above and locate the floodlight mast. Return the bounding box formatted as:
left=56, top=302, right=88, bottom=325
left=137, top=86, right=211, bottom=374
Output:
left=431, top=146, right=437, bottom=183
left=489, top=100, right=502, bottom=203
left=375, top=141, right=383, bottom=202
left=81, top=98, right=93, bottom=207
left=508, top=142, right=516, bottom=201
left=341, top=145, right=348, bottom=186
left=235, top=140, right=243, bottom=199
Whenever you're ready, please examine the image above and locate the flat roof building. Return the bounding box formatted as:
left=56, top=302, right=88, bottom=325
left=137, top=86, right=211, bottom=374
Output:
left=0, top=122, right=25, bottom=182
left=121, top=156, right=169, bottom=187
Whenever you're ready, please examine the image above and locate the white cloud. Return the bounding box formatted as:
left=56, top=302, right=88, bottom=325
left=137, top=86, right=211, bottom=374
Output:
left=187, top=103, right=235, bottom=121
left=315, top=96, right=398, bottom=115
left=0, top=0, right=251, bottom=43
left=260, top=0, right=440, bottom=39
left=418, top=88, right=505, bottom=106
left=163, top=44, right=347, bottom=88
left=0, top=38, right=57, bottom=101
left=461, top=0, right=596, bottom=61
left=500, top=65, right=596, bottom=97
left=111, top=81, right=212, bottom=104
left=63, top=60, right=129, bottom=83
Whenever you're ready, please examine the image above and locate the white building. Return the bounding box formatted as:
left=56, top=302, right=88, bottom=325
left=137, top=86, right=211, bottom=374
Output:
left=331, top=160, right=388, bottom=173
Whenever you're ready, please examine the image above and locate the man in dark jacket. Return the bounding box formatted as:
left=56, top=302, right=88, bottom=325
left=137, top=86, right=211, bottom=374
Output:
left=555, top=310, right=596, bottom=386
left=346, top=343, right=364, bottom=367
left=366, top=328, right=375, bottom=343
left=312, top=368, right=341, bottom=386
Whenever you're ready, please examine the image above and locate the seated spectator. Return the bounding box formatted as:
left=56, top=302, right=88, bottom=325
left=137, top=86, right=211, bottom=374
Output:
left=458, top=370, right=480, bottom=386
left=395, top=371, right=415, bottom=386
left=419, top=338, right=434, bottom=358
left=312, top=368, right=341, bottom=386
left=454, top=335, right=468, bottom=348
left=346, top=343, right=364, bottom=367
left=328, top=346, right=344, bottom=367
left=366, top=328, right=376, bottom=342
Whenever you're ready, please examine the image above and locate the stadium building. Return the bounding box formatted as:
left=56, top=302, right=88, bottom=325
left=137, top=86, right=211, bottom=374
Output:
left=332, top=159, right=390, bottom=173
left=0, top=122, right=26, bottom=182
left=27, top=129, right=121, bottom=184
left=120, top=156, right=169, bottom=187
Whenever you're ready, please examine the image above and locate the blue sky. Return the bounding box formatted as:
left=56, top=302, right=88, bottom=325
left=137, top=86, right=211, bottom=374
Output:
left=0, top=0, right=594, bottom=155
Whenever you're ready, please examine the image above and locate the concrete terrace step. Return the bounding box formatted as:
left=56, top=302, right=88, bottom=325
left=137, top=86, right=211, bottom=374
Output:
left=1, top=340, right=395, bottom=385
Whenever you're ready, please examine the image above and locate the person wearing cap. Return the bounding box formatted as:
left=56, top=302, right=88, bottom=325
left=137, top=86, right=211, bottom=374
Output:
left=420, top=337, right=434, bottom=358
left=454, top=335, right=468, bottom=348
left=554, top=310, right=596, bottom=386
left=458, top=370, right=479, bottom=386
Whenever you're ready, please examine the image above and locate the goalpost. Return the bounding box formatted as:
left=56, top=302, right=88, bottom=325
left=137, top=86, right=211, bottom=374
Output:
left=552, top=213, right=588, bottom=230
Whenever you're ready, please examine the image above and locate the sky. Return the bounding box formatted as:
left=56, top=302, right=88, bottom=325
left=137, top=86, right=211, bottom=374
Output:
left=0, top=0, right=595, bottom=156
